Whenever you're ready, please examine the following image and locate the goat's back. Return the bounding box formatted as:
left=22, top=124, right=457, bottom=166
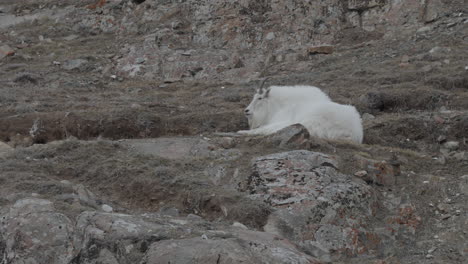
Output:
left=268, top=85, right=331, bottom=103
left=298, top=102, right=363, bottom=143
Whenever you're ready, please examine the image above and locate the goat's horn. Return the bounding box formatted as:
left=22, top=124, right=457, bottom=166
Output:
left=259, top=77, right=269, bottom=92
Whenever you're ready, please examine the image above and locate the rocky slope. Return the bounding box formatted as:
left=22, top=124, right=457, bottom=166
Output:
left=0, top=0, right=467, bottom=263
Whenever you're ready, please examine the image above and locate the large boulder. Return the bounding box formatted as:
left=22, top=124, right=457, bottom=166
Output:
left=142, top=228, right=320, bottom=264
left=3, top=198, right=76, bottom=264
left=248, top=150, right=381, bottom=262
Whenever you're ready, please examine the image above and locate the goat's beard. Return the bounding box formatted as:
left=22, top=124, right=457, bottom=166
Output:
left=248, top=115, right=264, bottom=129
left=247, top=116, right=254, bottom=128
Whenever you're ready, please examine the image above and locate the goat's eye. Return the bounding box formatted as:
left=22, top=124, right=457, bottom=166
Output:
left=258, top=97, right=262, bottom=100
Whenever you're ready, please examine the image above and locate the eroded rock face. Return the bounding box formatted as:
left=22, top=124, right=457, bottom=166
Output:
left=248, top=150, right=381, bottom=261
left=143, top=229, right=320, bottom=264
left=59, top=0, right=460, bottom=82
left=73, top=211, right=187, bottom=264
left=0, top=199, right=320, bottom=264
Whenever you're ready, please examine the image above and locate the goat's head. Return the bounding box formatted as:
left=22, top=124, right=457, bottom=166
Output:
left=244, top=78, right=271, bottom=128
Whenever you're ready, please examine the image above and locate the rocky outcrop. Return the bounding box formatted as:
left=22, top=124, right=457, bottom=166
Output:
left=1, top=198, right=319, bottom=264
left=248, top=150, right=381, bottom=261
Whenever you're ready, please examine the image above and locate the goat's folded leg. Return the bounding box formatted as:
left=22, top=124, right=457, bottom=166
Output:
left=237, top=122, right=292, bottom=135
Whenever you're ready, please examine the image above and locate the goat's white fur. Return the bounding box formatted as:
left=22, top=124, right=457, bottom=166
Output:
left=239, top=85, right=363, bottom=143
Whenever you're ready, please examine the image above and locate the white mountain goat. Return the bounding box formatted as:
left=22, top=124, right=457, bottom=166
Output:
left=238, top=81, right=364, bottom=143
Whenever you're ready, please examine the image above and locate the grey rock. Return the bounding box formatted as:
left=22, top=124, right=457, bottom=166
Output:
left=159, top=207, right=180, bottom=217
left=62, top=59, right=88, bottom=70
left=264, top=124, right=310, bottom=148
left=13, top=73, right=39, bottom=84
left=362, top=113, right=376, bottom=120
left=460, top=175, right=468, bottom=195
left=265, top=32, right=275, bottom=40
left=0, top=141, right=13, bottom=158
left=417, top=26, right=432, bottom=33
left=74, top=211, right=181, bottom=264
left=359, top=92, right=392, bottom=111
left=453, top=151, right=467, bottom=161
left=101, top=204, right=113, bottom=213
left=4, top=198, right=75, bottom=264
left=249, top=150, right=379, bottom=261
left=355, top=155, right=400, bottom=186
left=220, top=137, right=236, bottom=149
left=0, top=44, right=14, bottom=60
left=73, top=184, right=99, bottom=208
left=443, top=141, right=459, bottom=151
left=141, top=229, right=318, bottom=264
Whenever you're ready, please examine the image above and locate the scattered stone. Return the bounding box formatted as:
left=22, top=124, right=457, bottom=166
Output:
left=13, top=73, right=39, bottom=84
left=73, top=184, right=99, bottom=208
left=62, top=59, right=88, bottom=70
left=437, top=135, right=447, bottom=143
left=354, top=170, right=368, bottom=178
left=265, top=32, right=275, bottom=40
left=63, top=34, right=79, bottom=41
left=307, top=45, right=334, bottom=55
left=356, top=155, right=400, bottom=185
left=436, top=203, right=450, bottom=214
left=159, top=207, right=180, bottom=217
left=186, top=214, right=203, bottom=221
left=0, top=141, right=13, bottom=157
left=60, top=180, right=72, bottom=186
left=362, top=113, right=376, bottom=120
left=417, top=26, right=432, bottom=33
left=443, top=141, right=459, bottom=151
left=264, top=124, right=310, bottom=148
left=232, top=222, right=248, bottom=229
left=359, top=91, right=394, bottom=111
left=435, top=155, right=446, bottom=165
left=460, top=175, right=468, bottom=195
left=0, top=44, right=15, bottom=59
left=101, top=204, right=113, bottom=212
left=220, top=137, right=236, bottom=149
left=441, top=214, right=451, bottom=220
left=453, top=151, right=467, bottom=161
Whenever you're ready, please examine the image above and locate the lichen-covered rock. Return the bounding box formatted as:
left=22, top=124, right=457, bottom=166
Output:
left=73, top=211, right=186, bottom=264
left=249, top=150, right=380, bottom=261
left=3, top=198, right=75, bottom=264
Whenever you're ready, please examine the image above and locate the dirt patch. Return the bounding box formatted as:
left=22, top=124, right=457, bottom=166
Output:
left=0, top=109, right=247, bottom=145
